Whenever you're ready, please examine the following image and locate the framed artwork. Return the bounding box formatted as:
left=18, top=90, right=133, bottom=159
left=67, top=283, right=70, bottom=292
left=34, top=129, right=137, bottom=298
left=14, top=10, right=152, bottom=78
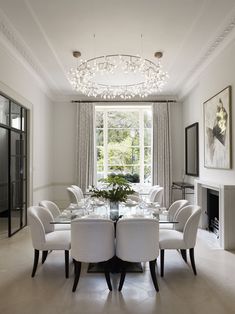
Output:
left=204, top=86, right=231, bottom=169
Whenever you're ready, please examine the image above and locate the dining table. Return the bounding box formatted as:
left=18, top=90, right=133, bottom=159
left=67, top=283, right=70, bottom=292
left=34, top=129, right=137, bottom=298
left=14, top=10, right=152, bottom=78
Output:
left=51, top=200, right=177, bottom=224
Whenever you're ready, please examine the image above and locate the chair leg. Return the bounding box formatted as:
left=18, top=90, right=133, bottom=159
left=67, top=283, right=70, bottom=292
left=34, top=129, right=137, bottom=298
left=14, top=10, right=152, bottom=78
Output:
left=149, top=260, right=159, bottom=292
left=42, top=251, right=48, bottom=264
left=160, top=249, right=164, bottom=277
left=31, top=249, right=39, bottom=277
left=118, top=261, right=127, bottom=291
left=189, top=248, right=197, bottom=275
left=104, top=260, right=112, bottom=291
left=180, top=249, right=187, bottom=263
left=65, top=250, right=69, bottom=278
left=72, top=260, right=82, bottom=292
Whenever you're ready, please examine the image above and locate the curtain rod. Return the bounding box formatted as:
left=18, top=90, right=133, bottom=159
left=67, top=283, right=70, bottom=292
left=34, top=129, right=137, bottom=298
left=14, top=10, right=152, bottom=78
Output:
left=71, top=100, right=176, bottom=103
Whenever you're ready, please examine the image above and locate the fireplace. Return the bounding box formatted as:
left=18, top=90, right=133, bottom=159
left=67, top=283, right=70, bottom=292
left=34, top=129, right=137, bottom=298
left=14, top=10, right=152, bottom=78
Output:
left=195, top=179, right=235, bottom=250
left=207, top=189, right=219, bottom=237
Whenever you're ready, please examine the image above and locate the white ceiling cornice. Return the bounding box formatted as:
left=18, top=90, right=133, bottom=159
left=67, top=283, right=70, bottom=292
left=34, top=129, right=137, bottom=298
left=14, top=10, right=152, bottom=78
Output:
left=0, top=8, right=58, bottom=100
left=179, top=13, right=235, bottom=100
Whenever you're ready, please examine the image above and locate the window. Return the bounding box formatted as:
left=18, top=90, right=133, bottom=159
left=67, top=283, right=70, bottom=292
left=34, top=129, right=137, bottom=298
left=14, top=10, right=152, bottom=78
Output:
left=95, top=106, right=152, bottom=185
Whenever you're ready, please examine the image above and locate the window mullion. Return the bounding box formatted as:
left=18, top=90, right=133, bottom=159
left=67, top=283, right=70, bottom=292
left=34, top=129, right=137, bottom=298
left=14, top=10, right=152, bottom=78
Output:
left=139, top=109, right=144, bottom=184
left=103, top=110, right=108, bottom=178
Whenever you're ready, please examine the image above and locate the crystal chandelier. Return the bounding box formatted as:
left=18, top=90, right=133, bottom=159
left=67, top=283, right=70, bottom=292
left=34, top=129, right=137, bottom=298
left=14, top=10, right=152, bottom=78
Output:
left=68, top=51, right=169, bottom=99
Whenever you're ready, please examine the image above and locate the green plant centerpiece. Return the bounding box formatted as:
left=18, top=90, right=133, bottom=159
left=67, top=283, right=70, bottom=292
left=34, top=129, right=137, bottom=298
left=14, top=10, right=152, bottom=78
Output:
left=90, top=175, right=135, bottom=204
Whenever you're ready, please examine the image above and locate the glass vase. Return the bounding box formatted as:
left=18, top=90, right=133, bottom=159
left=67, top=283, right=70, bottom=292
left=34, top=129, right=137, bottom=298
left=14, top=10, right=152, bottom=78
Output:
left=110, top=201, right=119, bottom=221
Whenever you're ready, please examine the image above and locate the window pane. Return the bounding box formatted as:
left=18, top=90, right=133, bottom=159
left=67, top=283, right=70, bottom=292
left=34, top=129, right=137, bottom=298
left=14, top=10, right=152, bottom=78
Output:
left=108, top=166, right=140, bottom=177
left=96, top=129, right=103, bottom=146
left=97, top=147, right=104, bottom=164
left=144, top=110, right=152, bottom=128
left=108, top=147, right=139, bottom=165
left=144, top=147, right=151, bottom=164
left=97, top=164, right=104, bottom=181
left=107, top=111, right=139, bottom=128
left=144, top=166, right=152, bottom=183
left=0, top=95, right=9, bottom=125
left=144, top=128, right=151, bottom=146
left=96, top=111, right=104, bottom=128
left=11, top=103, right=21, bottom=130
left=108, top=129, right=139, bottom=145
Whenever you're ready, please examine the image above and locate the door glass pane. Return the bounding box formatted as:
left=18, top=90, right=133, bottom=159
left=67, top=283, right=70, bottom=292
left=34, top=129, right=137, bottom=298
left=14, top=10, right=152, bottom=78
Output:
left=22, top=179, right=27, bottom=204
left=0, top=96, right=9, bottom=126
left=11, top=157, right=21, bottom=181
left=10, top=180, right=22, bottom=233
left=0, top=128, right=9, bottom=218
left=11, top=102, right=21, bottom=130
left=22, top=108, right=26, bottom=131
left=11, top=132, right=21, bottom=155
left=22, top=158, right=26, bottom=180
left=21, top=134, right=26, bottom=156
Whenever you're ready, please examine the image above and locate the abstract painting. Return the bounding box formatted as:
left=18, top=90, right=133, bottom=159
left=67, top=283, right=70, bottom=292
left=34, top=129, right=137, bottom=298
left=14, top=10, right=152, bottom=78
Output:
left=204, top=86, right=231, bottom=169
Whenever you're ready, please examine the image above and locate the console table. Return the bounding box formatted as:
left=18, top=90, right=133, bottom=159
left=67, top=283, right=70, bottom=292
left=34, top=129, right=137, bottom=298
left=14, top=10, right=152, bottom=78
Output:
left=171, top=181, right=194, bottom=200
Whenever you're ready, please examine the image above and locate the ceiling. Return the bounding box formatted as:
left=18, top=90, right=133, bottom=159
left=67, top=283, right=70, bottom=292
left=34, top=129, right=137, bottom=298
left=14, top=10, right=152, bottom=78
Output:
left=0, top=0, right=235, bottom=101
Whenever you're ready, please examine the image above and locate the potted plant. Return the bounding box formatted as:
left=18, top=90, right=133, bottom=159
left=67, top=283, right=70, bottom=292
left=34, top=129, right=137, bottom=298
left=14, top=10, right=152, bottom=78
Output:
left=90, top=175, right=135, bottom=203
left=90, top=175, right=135, bottom=218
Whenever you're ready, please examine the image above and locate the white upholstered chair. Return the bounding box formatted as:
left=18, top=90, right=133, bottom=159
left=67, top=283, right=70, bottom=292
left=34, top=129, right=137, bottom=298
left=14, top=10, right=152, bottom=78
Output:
left=67, top=187, right=81, bottom=205
left=160, top=199, right=189, bottom=229
left=27, top=206, right=71, bottom=278
left=71, top=218, right=115, bottom=292
left=148, top=185, right=160, bottom=196
left=71, top=185, right=84, bottom=200
left=168, top=200, right=189, bottom=222
left=159, top=205, right=201, bottom=277
left=39, top=200, right=70, bottom=231
left=116, top=218, right=159, bottom=292
left=149, top=186, right=164, bottom=205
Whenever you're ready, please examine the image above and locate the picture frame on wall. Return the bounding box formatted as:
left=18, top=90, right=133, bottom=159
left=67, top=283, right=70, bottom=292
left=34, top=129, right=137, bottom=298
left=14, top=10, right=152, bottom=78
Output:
left=204, top=86, right=232, bottom=169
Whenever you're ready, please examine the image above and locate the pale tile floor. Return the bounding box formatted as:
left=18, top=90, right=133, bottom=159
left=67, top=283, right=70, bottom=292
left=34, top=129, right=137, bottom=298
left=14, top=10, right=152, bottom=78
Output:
left=0, top=228, right=235, bottom=314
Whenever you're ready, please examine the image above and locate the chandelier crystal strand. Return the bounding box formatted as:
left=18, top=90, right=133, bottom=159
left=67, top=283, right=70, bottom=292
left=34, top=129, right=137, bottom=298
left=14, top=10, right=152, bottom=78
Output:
left=68, top=53, right=169, bottom=99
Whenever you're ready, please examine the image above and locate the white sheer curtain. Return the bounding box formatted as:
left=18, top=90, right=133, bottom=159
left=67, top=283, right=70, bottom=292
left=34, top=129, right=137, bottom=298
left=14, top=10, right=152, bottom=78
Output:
left=76, top=103, right=95, bottom=192
left=152, top=102, right=172, bottom=207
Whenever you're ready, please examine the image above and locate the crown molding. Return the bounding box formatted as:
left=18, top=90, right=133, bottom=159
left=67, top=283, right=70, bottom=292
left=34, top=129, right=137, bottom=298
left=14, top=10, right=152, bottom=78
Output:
left=178, top=15, right=235, bottom=100
left=0, top=8, right=57, bottom=100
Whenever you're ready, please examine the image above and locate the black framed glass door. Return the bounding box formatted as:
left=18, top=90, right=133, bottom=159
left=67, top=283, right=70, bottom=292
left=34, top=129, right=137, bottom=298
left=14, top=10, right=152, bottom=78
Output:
left=0, top=95, right=28, bottom=237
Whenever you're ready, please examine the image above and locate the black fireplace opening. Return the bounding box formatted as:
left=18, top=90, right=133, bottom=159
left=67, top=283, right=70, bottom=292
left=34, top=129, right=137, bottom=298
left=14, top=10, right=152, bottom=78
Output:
left=207, top=189, right=219, bottom=237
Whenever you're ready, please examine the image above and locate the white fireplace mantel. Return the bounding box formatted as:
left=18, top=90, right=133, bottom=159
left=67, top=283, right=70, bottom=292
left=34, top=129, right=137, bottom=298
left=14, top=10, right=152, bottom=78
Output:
left=195, top=179, right=235, bottom=250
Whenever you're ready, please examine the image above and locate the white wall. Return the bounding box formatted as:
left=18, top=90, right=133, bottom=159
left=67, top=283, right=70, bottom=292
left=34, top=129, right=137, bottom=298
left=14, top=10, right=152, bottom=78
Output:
left=182, top=37, right=235, bottom=185
left=170, top=102, right=184, bottom=182
left=52, top=101, right=77, bottom=208
left=0, top=41, right=54, bottom=205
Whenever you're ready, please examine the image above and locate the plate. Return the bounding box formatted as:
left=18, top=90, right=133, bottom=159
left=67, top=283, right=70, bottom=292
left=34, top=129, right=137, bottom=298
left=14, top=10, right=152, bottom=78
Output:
left=146, top=202, right=160, bottom=208
left=90, top=200, right=105, bottom=206
left=124, top=200, right=138, bottom=207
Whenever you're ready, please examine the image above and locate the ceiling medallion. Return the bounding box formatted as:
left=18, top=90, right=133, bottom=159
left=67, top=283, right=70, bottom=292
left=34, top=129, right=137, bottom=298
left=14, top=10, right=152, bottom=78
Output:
left=68, top=51, right=169, bottom=99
